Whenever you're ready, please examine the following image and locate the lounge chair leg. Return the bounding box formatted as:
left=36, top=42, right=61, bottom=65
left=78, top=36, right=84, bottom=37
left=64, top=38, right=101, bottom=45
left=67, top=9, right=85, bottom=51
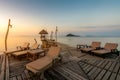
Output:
left=40, top=71, right=45, bottom=80
left=116, top=51, right=119, bottom=56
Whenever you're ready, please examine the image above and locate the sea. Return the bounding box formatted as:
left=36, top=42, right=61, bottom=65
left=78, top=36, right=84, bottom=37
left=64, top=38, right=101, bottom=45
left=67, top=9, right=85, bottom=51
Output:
left=0, top=36, right=120, bottom=52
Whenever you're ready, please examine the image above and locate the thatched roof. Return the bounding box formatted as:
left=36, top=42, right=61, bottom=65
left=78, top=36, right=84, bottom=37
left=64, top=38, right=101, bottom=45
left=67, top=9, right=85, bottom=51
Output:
left=39, top=29, right=48, bottom=34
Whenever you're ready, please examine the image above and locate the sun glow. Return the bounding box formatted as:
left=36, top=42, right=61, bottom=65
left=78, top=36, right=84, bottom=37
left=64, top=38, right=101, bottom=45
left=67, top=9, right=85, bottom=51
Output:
left=0, top=18, right=8, bottom=35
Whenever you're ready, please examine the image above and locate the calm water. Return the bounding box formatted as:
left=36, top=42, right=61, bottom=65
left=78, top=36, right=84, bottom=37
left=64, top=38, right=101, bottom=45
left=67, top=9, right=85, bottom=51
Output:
left=58, top=36, right=120, bottom=50
left=0, top=36, right=120, bottom=52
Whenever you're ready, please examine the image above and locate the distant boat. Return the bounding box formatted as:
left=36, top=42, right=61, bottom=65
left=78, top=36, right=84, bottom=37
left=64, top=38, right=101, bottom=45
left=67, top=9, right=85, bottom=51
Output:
left=66, top=33, right=80, bottom=37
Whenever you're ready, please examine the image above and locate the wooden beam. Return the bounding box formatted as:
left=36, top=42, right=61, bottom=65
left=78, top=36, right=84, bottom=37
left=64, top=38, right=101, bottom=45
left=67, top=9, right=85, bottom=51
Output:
left=0, top=54, right=6, bottom=80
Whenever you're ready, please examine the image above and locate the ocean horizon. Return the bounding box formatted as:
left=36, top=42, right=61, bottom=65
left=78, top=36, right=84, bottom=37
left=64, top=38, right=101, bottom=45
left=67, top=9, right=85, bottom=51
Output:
left=0, top=36, right=120, bottom=52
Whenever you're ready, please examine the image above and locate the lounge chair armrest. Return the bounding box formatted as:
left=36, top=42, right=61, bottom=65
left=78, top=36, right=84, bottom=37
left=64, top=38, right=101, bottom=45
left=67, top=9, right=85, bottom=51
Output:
left=99, top=47, right=104, bottom=49
left=52, top=56, right=62, bottom=63
left=27, top=47, right=30, bottom=50
left=96, top=47, right=101, bottom=50
left=111, top=49, right=119, bottom=56
left=16, top=46, right=21, bottom=50
left=111, top=49, right=118, bottom=53
left=77, top=44, right=87, bottom=49
left=16, top=46, right=29, bottom=50
left=86, top=45, right=91, bottom=48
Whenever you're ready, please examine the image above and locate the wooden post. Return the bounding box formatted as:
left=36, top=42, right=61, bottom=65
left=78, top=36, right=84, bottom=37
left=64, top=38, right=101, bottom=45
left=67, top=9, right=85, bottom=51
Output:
left=34, top=38, right=37, bottom=43
left=5, top=19, right=12, bottom=51
left=50, top=31, right=53, bottom=40
left=55, top=26, right=58, bottom=42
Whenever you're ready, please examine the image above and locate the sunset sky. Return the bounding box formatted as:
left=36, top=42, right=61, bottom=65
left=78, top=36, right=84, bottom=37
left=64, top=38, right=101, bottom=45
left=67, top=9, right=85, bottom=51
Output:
left=0, top=0, right=120, bottom=37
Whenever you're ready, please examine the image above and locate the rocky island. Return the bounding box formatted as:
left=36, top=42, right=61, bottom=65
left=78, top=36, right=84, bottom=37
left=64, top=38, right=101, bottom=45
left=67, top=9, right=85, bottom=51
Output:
left=66, top=33, right=80, bottom=37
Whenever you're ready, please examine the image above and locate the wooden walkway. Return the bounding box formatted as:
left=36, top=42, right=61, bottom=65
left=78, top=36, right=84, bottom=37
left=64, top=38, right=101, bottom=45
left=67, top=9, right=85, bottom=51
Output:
left=79, top=59, right=120, bottom=80
left=0, top=44, right=119, bottom=80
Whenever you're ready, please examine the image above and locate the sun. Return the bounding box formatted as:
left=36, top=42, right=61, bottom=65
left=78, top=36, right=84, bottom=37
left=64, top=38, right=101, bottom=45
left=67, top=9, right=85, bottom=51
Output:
left=0, top=18, right=9, bottom=34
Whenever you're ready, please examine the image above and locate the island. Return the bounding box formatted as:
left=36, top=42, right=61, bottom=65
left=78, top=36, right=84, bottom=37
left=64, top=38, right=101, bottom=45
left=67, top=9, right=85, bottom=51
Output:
left=66, top=33, right=80, bottom=37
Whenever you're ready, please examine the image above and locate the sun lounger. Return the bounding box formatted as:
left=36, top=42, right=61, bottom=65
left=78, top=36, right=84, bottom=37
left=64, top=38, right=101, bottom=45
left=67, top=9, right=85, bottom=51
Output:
left=26, top=46, right=61, bottom=79
left=92, top=43, right=118, bottom=57
left=81, top=41, right=101, bottom=53
left=4, top=42, right=30, bottom=55
left=11, top=43, right=40, bottom=59
left=17, top=42, right=30, bottom=50
left=76, top=44, right=87, bottom=51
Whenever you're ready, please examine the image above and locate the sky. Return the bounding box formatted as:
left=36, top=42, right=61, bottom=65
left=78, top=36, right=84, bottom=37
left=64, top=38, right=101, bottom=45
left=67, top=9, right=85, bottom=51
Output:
left=0, top=0, right=120, bottom=37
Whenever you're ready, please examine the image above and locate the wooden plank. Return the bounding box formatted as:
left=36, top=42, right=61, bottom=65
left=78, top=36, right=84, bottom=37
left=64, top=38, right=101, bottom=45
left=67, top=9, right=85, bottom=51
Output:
left=53, top=67, right=74, bottom=80
left=21, top=73, right=27, bottom=80
left=109, top=73, right=116, bottom=80
left=78, top=62, right=85, bottom=67
left=24, top=70, right=31, bottom=80
left=9, top=78, right=13, bottom=80
left=116, top=74, right=120, bottom=80
left=88, top=66, right=97, bottom=77
left=79, top=59, right=90, bottom=65
left=102, top=71, right=111, bottom=80
left=65, top=61, right=89, bottom=79
left=109, top=62, right=120, bottom=80
left=83, top=60, right=101, bottom=74
left=59, top=66, right=87, bottom=80
left=12, top=77, right=17, bottom=80
left=109, top=61, right=117, bottom=71
left=101, top=61, right=114, bottom=80
left=100, top=60, right=108, bottom=68
left=6, top=55, right=9, bottom=80
left=96, top=60, right=105, bottom=67
left=56, top=62, right=87, bottom=80
left=0, top=54, right=3, bottom=65
left=87, top=59, right=97, bottom=64
left=87, top=60, right=109, bottom=80
left=57, top=67, right=75, bottom=80
left=104, top=61, right=112, bottom=70
left=0, top=54, right=3, bottom=73
left=113, top=62, right=120, bottom=73
left=84, top=60, right=96, bottom=70
left=83, top=64, right=91, bottom=73
left=89, top=67, right=98, bottom=80
left=47, top=70, right=66, bottom=80
left=85, top=65, right=94, bottom=73
left=17, top=75, right=22, bottom=80
left=0, top=54, right=6, bottom=80
left=90, top=68, right=101, bottom=80
left=95, top=70, right=106, bottom=80
left=81, top=62, right=89, bottom=68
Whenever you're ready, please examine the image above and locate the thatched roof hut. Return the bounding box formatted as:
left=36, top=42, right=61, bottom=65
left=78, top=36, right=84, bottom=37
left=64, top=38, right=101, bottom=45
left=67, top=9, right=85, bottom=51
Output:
left=39, top=29, right=48, bottom=34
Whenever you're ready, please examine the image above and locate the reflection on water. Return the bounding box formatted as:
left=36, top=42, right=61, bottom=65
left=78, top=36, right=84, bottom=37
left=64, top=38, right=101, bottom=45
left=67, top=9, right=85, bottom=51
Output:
left=0, top=36, right=120, bottom=51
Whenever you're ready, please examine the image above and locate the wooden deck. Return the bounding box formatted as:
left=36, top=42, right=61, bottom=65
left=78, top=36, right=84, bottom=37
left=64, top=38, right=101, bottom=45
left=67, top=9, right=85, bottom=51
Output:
left=0, top=43, right=119, bottom=80
left=79, top=59, right=120, bottom=80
